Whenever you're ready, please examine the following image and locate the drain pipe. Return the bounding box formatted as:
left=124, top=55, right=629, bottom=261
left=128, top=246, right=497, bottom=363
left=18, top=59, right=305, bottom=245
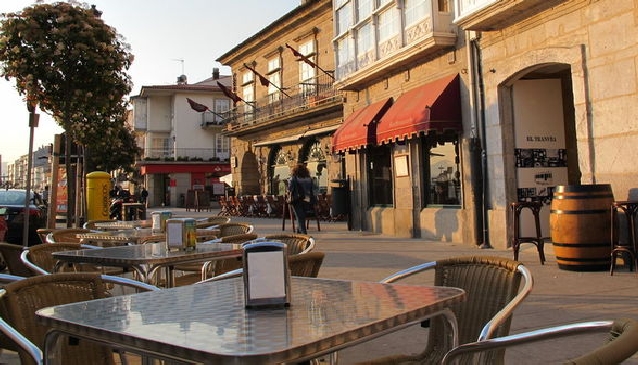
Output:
left=468, top=31, right=491, bottom=248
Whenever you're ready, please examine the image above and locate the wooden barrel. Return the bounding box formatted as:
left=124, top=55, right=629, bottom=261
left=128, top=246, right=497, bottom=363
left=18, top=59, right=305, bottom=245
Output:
left=550, top=184, right=613, bottom=271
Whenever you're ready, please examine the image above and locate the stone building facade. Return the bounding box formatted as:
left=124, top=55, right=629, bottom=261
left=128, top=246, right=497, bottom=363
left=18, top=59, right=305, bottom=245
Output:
left=217, top=0, right=342, bottom=200
left=217, top=0, right=638, bottom=250
left=459, top=0, right=638, bottom=249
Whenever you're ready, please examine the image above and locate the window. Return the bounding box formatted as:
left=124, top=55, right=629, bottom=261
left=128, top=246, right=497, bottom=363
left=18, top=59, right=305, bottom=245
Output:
left=268, top=72, right=281, bottom=102
left=214, top=99, right=230, bottom=124
left=356, top=0, right=372, bottom=22
left=266, top=57, right=282, bottom=102
left=151, top=137, right=170, bottom=158
left=356, top=21, right=374, bottom=68
left=215, top=134, right=230, bottom=159
left=378, top=7, right=399, bottom=42
left=336, top=37, right=355, bottom=78
left=298, top=41, right=316, bottom=77
left=242, top=71, right=253, bottom=85
left=335, top=1, right=353, bottom=36
left=405, top=0, right=428, bottom=26
left=272, top=149, right=290, bottom=196
left=242, top=84, right=254, bottom=122
left=305, top=141, right=328, bottom=195
left=369, top=145, right=393, bottom=206
left=423, top=133, right=461, bottom=206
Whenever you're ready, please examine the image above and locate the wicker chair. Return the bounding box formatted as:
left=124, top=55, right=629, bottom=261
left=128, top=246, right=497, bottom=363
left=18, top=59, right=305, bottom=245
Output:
left=288, top=251, right=324, bottom=277
left=0, top=273, right=159, bottom=365
left=35, top=229, right=56, bottom=244
left=217, top=222, right=254, bottom=237
left=263, top=233, right=316, bottom=255
left=353, top=256, right=533, bottom=365
left=83, top=219, right=117, bottom=230
left=195, top=216, right=231, bottom=228
left=198, top=251, right=326, bottom=283
left=49, top=229, right=92, bottom=243
left=172, top=233, right=259, bottom=286
left=0, top=243, right=33, bottom=277
left=442, top=317, right=638, bottom=365
left=20, top=243, right=119, bottom=276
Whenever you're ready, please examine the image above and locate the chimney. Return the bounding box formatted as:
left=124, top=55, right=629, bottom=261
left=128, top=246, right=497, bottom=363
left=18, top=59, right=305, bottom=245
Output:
left=177, top=75, right=187, bottom=84
left=212, top=68, right=220, bottom=80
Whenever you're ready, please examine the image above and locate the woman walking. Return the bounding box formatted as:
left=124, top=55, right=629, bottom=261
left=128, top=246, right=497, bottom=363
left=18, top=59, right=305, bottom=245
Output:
left=288, top=164, right=315, bottom=234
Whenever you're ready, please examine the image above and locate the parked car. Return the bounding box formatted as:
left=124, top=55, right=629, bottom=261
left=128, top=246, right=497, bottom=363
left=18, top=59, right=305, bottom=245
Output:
left=0, top=189, right=47, bottom=245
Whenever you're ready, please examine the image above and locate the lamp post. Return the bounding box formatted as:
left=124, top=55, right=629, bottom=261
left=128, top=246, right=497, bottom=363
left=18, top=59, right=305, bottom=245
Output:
left=22, top=102, right=39, bottom=247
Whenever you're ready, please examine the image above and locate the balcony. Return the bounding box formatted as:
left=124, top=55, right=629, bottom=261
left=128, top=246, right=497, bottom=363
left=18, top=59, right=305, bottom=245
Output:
left=334, top=1, right=457, bottom=91
left=138, top=148, right=228, bottom=163
left=219, top=74, right=343, bottom=136
left=455, top=0, right=569, bottom=31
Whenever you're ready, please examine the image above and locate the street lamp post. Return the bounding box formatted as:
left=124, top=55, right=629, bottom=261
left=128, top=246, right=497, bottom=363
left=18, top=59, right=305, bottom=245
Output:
left=22, top=103, right=39, bottom=247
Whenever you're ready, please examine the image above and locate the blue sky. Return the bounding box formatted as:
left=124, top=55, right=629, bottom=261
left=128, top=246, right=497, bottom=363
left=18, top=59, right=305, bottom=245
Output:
left=0, top=0, right=300, bottom=163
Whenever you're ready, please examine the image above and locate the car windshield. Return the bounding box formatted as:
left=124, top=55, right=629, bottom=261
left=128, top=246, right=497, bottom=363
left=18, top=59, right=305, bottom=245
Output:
left=0, top=191, right=29, bottom=206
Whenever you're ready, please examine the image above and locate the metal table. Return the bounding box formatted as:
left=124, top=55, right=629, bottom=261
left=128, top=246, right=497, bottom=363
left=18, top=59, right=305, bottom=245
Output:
left=38, top=277, right=464, bottom=364
left=91, top=220, right=152, bottom=230
left=78, top=229, right=161, bottom=246
left=52, top=242, right=242, bottom=287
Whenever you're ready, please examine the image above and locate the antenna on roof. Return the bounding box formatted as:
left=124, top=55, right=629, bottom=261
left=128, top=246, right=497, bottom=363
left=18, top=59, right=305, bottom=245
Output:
left=172, top=59, right=185, bottom=75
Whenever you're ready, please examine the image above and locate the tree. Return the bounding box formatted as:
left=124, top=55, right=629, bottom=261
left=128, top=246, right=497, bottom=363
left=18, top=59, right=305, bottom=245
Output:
left=0, top=2, right=136, bottom=226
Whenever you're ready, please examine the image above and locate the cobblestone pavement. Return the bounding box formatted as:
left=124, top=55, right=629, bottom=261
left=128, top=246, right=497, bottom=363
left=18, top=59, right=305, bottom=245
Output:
left=2, top=207, right=637, bottom=364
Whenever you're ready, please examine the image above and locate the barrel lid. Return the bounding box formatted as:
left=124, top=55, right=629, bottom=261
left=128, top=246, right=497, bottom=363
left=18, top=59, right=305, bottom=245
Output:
left=554, top=184, right=612, bottom=193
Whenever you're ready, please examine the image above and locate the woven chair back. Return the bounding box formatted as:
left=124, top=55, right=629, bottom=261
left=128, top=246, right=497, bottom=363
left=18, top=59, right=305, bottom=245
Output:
left=50, top=229, right=92, bottom=243
left=264, top=234, right=315, bottom=255
left=288, top=251, right=324, bottom=278
left=428, top=256, right=524, bottom=364
left=35, top=229, right=56, bottom=244
left=0, top=243, right=33, bottom=277
left=0, top=273, right=155, bottom=365
left=217, top=223, right=254, bottom=237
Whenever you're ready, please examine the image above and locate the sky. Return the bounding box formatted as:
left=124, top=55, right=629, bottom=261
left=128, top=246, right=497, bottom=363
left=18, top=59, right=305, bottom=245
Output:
left=0, top=0, right=301, bottom=164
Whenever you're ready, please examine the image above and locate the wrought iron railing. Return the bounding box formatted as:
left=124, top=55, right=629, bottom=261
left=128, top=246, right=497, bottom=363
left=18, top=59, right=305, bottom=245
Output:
left=140, top=148, right=229, bottom=162
left=220, top=73, right=342, bottom=132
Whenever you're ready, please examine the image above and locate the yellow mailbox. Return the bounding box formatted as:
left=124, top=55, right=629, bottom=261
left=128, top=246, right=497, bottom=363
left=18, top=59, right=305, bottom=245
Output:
left=85, top=171, right=111, bottom=221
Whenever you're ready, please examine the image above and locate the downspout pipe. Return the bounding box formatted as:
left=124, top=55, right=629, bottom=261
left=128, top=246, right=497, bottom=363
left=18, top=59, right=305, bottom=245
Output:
left=469, top=32, right=491, bottom=248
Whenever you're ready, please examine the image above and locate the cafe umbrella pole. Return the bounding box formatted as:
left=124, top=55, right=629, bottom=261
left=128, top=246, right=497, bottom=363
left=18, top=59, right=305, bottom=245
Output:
left=22, top=103, right=39, bottom=247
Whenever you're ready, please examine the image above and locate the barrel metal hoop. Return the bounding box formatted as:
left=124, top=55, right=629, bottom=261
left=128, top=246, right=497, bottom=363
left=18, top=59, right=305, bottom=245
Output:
left=552, top=242, right=610, bottom=248
left=550, top=209, right=609, bottom=214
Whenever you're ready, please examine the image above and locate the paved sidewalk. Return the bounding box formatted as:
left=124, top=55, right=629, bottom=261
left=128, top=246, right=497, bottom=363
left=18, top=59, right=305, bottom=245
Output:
left=3, top=207, right=637, bottom=364
left=176, top=208, right=638, bottom=364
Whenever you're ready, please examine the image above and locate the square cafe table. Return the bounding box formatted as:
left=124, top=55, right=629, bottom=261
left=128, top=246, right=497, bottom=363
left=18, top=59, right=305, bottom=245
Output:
left=51, top=242, right=242, bottom=287
left=77, top=228, right=162, bottom=246
left=38, top=277, right=465, bottom=365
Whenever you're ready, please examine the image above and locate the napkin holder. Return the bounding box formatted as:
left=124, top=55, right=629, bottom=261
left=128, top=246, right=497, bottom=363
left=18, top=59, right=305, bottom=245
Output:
left=242, top=241, right=291, bottom=309
left=151, top=210, right=172, bottom=233
left=166, top=218, right=196, bottom=251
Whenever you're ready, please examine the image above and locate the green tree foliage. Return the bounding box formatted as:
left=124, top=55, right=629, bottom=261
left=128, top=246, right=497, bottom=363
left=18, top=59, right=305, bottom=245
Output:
left=0, top=2, right=137, bottom=168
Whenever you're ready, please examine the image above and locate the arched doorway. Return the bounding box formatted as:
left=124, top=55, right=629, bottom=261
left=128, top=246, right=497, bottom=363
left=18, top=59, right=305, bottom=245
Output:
left=300, top=140, right=328, bottom=195
left=506, top=63, right=578, bottom=236
left=269, top=148, right=290, bottom=196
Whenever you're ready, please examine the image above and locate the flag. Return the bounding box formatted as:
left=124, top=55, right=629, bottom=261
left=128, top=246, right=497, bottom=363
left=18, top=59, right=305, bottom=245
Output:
left=186, top=98, right=209, bottom=113
left=244, top=64, right=270, bottom=87
left=285, top=43, right=317, bottom=69
left=216, top=81, right=243, bottom=104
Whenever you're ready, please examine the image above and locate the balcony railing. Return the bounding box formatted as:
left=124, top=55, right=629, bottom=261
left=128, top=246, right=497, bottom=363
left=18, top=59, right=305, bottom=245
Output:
left=140, top=148, right=229, bottom=162
left=219, top=73, right=342, bottom=133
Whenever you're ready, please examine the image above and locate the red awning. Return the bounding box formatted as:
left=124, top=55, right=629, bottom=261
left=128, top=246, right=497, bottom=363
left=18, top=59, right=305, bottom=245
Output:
left=332, top=98, right=393, bottom=153
left=376, top=74, right=461, bottom=144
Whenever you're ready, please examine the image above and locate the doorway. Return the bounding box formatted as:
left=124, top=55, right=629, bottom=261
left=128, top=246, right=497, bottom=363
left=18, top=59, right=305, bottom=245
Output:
left=509, top=64, right=578, bottom=236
